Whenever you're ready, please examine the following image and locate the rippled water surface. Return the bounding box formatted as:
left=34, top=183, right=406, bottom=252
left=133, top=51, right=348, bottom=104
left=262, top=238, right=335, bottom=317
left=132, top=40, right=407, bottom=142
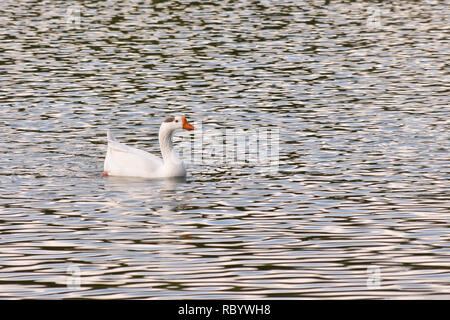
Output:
left=0, top=1, right=449, bottom=299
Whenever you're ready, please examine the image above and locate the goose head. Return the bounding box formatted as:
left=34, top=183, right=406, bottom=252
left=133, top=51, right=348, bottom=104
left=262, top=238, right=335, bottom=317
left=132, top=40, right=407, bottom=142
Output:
left=161, top=116, right=195, bottom=133
left=159, top=116, right=195, bottom=166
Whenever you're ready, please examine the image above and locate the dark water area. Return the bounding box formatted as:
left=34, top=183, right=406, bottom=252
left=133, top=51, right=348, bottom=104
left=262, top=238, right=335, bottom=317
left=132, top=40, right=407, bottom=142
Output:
left=0, top=0, right=449, bottom=298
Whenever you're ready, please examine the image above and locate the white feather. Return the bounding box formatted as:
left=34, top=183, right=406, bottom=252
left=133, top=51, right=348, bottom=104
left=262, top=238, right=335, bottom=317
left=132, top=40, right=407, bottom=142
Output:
left=103, top=116, right=194, bottom=179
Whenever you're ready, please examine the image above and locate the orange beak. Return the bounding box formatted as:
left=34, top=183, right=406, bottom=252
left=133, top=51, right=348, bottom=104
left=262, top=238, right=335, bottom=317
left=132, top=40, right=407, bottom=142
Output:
left=182, top=116, right=195, bottom=130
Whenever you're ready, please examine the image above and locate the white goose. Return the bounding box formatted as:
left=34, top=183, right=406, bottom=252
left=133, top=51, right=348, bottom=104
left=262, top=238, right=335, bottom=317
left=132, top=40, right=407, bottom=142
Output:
left=103, top=116, right=195, bottom=178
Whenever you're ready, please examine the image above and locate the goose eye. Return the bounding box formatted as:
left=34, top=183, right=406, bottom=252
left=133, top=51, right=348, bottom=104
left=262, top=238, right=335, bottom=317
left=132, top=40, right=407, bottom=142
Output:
left=175, top=120, right=179, bottom=123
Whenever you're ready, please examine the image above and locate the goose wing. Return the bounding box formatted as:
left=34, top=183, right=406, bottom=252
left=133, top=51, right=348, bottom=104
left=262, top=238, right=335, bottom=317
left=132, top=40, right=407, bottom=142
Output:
left=104, top=130, right=163, bottom=177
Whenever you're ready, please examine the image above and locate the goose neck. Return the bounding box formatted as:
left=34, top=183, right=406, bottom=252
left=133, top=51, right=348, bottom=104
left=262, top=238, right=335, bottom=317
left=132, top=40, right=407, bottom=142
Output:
left=159, top=127, right=176, bottom=163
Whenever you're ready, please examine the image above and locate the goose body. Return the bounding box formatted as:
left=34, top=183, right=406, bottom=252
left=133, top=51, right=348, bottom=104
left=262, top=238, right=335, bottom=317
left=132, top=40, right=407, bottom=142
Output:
left=103, top=116, right=195, bottom=179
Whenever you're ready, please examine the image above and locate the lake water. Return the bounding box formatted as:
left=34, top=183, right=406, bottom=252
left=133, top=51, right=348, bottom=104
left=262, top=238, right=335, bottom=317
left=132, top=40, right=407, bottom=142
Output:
left=0, top=0, right=449, bottom=299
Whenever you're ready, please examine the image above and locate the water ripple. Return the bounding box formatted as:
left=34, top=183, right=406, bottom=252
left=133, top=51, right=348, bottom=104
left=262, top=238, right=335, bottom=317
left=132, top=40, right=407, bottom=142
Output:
left=0, top=0, right=449, bottom=299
